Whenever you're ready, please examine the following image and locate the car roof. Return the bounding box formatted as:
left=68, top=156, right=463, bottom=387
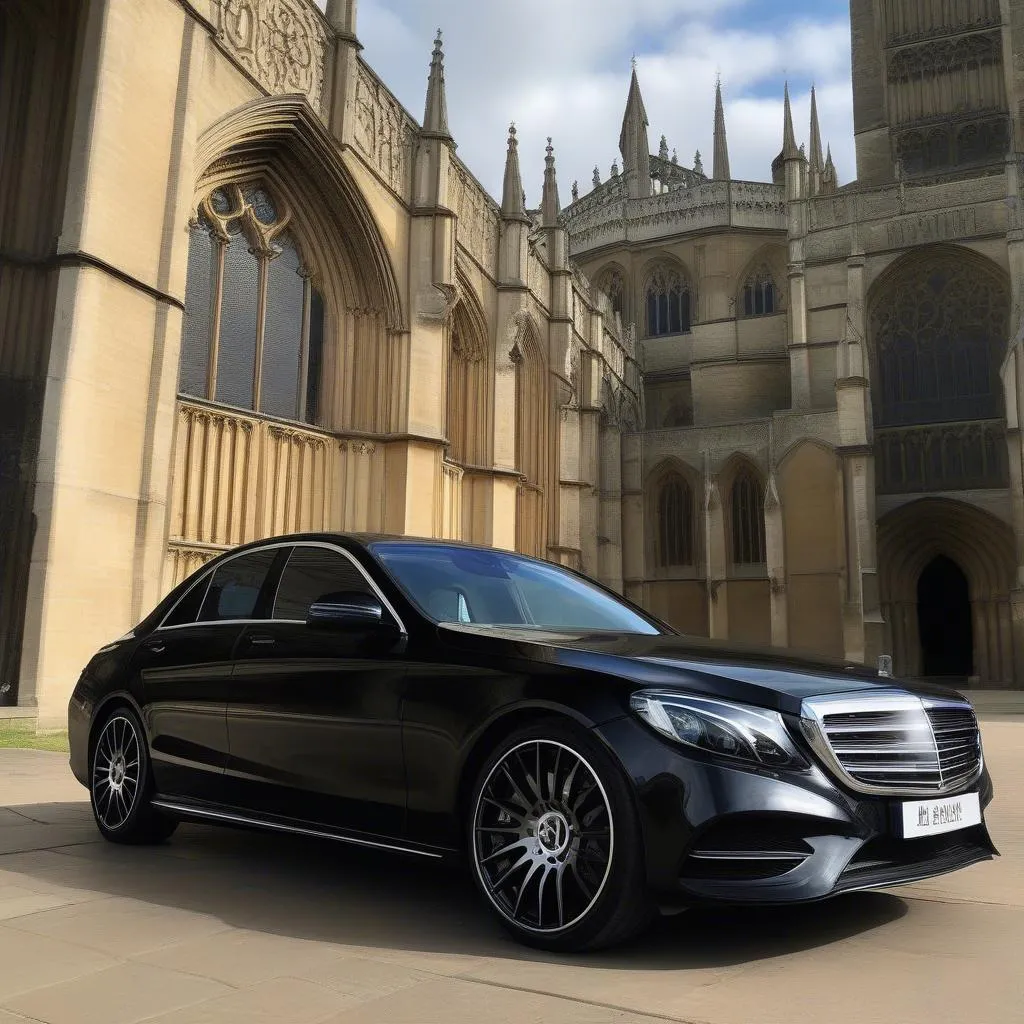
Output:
left=227, top=532, right=502, bottom=554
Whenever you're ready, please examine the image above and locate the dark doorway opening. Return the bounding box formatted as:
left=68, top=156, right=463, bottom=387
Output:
left=917, top=555, right=973, bottom=678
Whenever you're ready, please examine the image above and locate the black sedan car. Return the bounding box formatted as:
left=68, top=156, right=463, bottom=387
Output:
left=68, top=533, right=997, bottom=951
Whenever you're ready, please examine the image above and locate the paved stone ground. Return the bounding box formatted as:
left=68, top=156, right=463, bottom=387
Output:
left=0, top=720, right=1020, bottom=1024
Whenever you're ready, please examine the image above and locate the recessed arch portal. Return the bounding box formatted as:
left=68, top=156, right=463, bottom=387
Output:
left=878, top=498, right=1017, bottom=684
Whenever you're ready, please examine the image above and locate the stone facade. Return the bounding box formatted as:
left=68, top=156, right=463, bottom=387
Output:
left=564, top=2, right=1024, bottom=688
left=0, top=0, right=640, bottom=727
left=1, top=0, right=1022, bottom=730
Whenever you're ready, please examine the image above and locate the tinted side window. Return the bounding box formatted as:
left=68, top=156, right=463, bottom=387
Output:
left=198, top=549, right=278, bottom=622
left=162, top=576, right=212, bottom=628
left=273, top=546, right=373, bottom=621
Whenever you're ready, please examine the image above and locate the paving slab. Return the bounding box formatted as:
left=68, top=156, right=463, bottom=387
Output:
left=0, top=718, right=1020, bottom=1024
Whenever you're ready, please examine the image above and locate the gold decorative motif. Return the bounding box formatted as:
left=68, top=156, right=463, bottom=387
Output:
left=213, top=0, right=329, bottom=112
left=353, top=64, right=415, bottom=197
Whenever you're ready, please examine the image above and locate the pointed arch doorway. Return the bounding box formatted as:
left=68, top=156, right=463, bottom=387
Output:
left=917, top=555, right=973, bottom=679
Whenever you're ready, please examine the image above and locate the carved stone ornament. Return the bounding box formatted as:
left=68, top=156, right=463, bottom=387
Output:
left=769, top=575, right=787, bottom=596
left=213, top=0, right=329, bottom=113
left=763, top=474, right=781, bottom=514
left=707, top=578, right=724, bottom=602
left=353, top=65, right=416, bottom=197
left=704, top=479, right=720, bottom=513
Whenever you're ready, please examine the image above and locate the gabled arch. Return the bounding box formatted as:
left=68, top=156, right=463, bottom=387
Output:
left=195, top=95, right=404, bottom=331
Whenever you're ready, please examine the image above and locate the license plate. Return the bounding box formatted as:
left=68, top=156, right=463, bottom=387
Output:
left=900, top=792, right=981, bottom=838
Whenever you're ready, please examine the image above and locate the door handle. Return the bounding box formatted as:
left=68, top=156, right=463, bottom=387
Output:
left=144, top=641, right=166, bottom=655
left=247, top=634, right=276, bottom=647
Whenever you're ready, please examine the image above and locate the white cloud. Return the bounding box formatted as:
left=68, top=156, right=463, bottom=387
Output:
left=352, top=0, right=855, bottom=202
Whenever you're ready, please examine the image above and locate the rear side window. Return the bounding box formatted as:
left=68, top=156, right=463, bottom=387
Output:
left=273, top=546, right=373, bottom=621
left=161, top=577, right=211, bottom=628
left=197, top=549, right=279, bottom=622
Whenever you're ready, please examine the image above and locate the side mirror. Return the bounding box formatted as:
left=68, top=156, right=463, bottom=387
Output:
left=306, top=591, right=385, bottom=632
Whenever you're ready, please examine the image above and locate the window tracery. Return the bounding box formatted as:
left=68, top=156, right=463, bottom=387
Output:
left=657, top=474, right=695, bottom=568
left=730, top=468, right=766, bottom=566
left=645, top=265, right=691, bottom=337
left=742, top=267, right=777, bottom=317
left=870, top=255, right=1009, bottom=429
left=180, top=182, right=325, bottom=424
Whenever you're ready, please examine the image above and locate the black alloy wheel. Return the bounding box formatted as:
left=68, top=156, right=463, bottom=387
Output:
left=470, top=721, right=652, bottom=951
left=89, top=707, right=177, bottom=845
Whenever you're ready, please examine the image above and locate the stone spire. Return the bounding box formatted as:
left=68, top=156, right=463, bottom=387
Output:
left=541, top=137, right=560, bottom=227
left=713, top=76, right=731, bottom=181
left=822, top=143, right=838, bottom=193
left=659, top=135, right=669, bottom=161
left=782, top=81, right=800, bottom=160
left=619, top=65, right=652, bottom=198
left=423, top=29, right=450, bottom=137
left=808, top=84, right=824, bottom=173
left=501, top=123, right=529, bottom=221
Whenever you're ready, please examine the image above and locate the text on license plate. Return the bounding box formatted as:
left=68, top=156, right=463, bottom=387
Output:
left=900, top=792, right=981, bottom=838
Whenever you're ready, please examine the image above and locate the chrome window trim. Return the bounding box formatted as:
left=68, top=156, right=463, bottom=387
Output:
left=800, top=690, right=984, bottom=798
left=155, top=540, right=407, bottom=635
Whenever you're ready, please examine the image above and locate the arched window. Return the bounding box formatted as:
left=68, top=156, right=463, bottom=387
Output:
left=179, top=183, right=325, bottom=424
left=645, top=266, right=691, bottom=337
left=870, top=253, right=1009, bottom=429
left=742, top=268, right=776, bottom=317
left=730, top=468, right=766, bottom=565
left=658, top=474, right=695, bottom=567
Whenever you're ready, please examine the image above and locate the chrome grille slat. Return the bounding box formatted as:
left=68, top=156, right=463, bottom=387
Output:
left=801, top=693, right=983, bottom=796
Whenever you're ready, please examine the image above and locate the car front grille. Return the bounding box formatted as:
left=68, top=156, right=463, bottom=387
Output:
left=801, top=693, right=983, bottom=796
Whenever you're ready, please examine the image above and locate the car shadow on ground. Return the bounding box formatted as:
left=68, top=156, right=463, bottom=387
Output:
left=3, top=801, right=909, bottom=970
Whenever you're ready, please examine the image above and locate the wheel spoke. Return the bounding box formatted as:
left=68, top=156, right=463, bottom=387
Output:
left=480, top=838, right=530, bottom=865
left=474, top=739, right=614, bottom=935
left=498, top=765, right=533, bottom=812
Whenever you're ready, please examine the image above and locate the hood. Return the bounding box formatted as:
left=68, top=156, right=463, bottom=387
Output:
left=438, top=626, right=964, bottom=716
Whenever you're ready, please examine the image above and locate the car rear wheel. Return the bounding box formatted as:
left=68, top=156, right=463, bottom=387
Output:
left=90, top=707, right=177, bottom=845
left=469, top=721, right=653, bottom=952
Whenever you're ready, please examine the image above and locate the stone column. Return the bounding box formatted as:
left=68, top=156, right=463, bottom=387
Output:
left=704, top=473, right=729, bottom=639
left=598, top=424, right=623, bottom=593
left=763, top=474, right=788, bottom=647
left=788, top=261, right=812, bottom=410
left=621, top=433, right=645, bottom=606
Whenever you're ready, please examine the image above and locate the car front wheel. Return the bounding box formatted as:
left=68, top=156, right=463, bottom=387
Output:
left=89, top=707, right=177, bottom=845
left=469, top=721, right=653, bottom=952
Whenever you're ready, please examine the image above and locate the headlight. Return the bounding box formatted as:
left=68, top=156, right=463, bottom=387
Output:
left=629, top=691, right=808, bottom=770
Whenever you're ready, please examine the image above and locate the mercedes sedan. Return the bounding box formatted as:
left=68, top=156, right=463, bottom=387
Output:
left=68, top=533, right=997, bottom=951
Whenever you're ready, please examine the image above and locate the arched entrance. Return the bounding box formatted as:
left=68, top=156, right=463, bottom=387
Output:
left=878, top=498, right=1016, bottom=685
left=917, top=555, right=973, bottom=678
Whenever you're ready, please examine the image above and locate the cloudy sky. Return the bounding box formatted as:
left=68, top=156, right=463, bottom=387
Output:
left=330, top=0, right=855, bottom=204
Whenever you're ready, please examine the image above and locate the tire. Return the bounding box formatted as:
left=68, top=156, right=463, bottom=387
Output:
left=89, top=706, right=177, bottom=845
left=468, top=719, right=654, bottom=952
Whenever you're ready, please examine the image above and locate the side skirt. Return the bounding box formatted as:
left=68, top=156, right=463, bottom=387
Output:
left=150, top=796, right=453, bottom=861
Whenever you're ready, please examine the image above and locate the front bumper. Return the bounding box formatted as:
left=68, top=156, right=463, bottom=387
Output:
left=594, top=715, right=997, bottom=907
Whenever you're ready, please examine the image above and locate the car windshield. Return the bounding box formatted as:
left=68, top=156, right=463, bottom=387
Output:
left=369, top=542, right=663, bottom=635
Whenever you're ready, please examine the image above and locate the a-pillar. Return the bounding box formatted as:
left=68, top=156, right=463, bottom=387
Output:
left=704, top=473, right=729, bottom=638
left=763, top=474, right=788, bottom=646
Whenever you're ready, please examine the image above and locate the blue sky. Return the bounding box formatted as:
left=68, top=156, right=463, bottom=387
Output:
left=334, top=0, right=855, bottom=203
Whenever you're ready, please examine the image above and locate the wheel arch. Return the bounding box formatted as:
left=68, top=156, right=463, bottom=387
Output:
left=455, top=701, right=599, bottom=824
left=88, top=690, right=148, bottom=763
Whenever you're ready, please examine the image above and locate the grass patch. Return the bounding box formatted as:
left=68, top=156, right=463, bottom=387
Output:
left=0, top=727, right=70, bottom=753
